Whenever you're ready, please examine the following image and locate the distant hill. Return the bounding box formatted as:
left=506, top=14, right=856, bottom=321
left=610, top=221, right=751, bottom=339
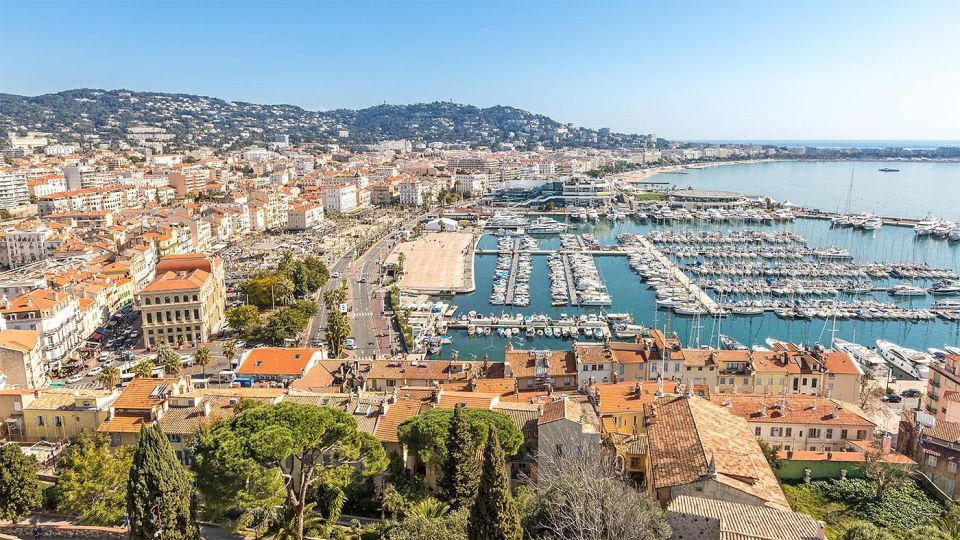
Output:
left=0, top=88, right=646, bottom=151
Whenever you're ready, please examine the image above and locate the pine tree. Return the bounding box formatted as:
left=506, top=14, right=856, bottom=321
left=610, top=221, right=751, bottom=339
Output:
left=439, top=405, right=480, bottom=509
left=126, top=423, right=199, bottom=540
left=467, top=427, right=522, bottom=540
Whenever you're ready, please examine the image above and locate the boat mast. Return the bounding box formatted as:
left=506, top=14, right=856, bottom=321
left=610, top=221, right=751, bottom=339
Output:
left=844, top=168, right=854, bottom=214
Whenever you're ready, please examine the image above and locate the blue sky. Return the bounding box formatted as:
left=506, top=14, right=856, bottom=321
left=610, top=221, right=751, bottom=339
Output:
left=1, top=0, right=958, bottom=140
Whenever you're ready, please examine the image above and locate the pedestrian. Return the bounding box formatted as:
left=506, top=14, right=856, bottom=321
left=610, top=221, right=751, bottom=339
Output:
left=32, top=521, right=42, bottom=540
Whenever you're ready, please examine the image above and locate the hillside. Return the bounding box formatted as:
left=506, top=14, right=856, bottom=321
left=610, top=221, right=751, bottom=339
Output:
left=0, top=88, right=645, bottom=151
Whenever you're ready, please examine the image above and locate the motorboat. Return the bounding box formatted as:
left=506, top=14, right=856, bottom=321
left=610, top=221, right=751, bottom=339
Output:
left=833, top=338, right=890, bottom=378
left=945, top=345, right=960, bottom=355
left=927, top=348, right=948, bottom=360
left=914, top=218, right=938, bottom=236
left=719, top=334, right=748, bottom=350
left=587, top=209, right=600, bottom=221
left=526, top=216, right=568, bottom=234
left=889, top=283, right=927, bottom=297
left=876, top=339, right=932, bottom=379
left=929, top=280, right=960, bottom=296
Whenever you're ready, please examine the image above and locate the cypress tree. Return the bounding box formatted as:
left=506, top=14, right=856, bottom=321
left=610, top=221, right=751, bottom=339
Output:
left=440, top=405, right=480, bottom=509
left=126, top=423, right=199, bottom=540
left=468, top=427, right=522, bottom=540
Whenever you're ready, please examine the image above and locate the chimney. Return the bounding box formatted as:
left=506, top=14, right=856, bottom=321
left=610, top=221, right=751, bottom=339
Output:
left=881, top=433, right=892, bottom=454
left=202, top=400, right=211, bottom=417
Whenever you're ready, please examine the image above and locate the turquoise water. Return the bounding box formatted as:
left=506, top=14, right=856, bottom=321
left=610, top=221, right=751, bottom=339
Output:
left=648, top=160, right=960, bottom=219
left=436, top=217, right=960, bottom=362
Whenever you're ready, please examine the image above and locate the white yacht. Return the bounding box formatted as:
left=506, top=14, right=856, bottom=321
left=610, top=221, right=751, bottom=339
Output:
left=587, top=209, right=600, bottom=221
left=526, top=216, right=568, bottom=234
left=489, top=213, right=529, bottom=227
left=914, top=218, right=938, bottom=236
left=876, top=339, right=932, bottom=379
left=889, top=283, right=927, bottom=297
left=833, top=338, right=889, bottom=378
left=862, top=217, right=883, bottom=230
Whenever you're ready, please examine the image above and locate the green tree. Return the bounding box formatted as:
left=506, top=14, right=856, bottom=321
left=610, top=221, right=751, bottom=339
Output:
left=0, top=443, right=43, bottom=522
left=131, top=359, right=155, bottom=379
left=325, top=310, right=351, bottom=358
left=56, top=432, right=134, bottom=525
left=841, top=522, right=897, bottom=540
left=323, top=284, right=347, bottom=312
left=157, top=344, right=182, bottom=377
left=126, top=424, right=198, bottom=540
left=194, top=347, right=212, bottom=379
left=757, top=438, right=784, bottom=469
left=226, top=304, right=261, bottom=336
left=397, top=408, right=523, bottom=469
left=933, top=502, right=960, bottom=539
left=902, top=526, right=952, bottom=540
left=272, top=502, right=325, bottom=540
left=439, top=406, right=480, bottom=509
left=98, top=365, right=121, bottom=388
left=396, top=252, right=406, bottom=274
left=467, top=428, right=522, bottom=540
left=191, top=402, right=387, bottom=540
left=543, top=201, right=555, bottom=211
left=262, top=305, right=311, bottom=344
left=242, top=272, right=295, bottom=309
left=384, top=509, right=468, bottom=540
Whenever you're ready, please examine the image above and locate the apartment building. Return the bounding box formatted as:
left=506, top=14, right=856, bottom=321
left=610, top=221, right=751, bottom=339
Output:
left=1, top=289, right=83, bottom=371
left=324, top=183, right=357, bottom=214
left=98, top=377, right=189, bottom=446
left=22, top=389, right=116, bottom=442
left=711, top=394, right=875, bottom=452
left=399, top=180, right=425, bottom=206
left=573, top=341, right=612, bottom=389
left=926, top=353, right=960, bottom=420
left=0, top=168, right=30, bottom=209
left=0, top=329, right=47, bottom=389
left=0, top=222, right=62, bottom=269
left=454, top=173, right=489, bottom=197
left=37, top=185, right=140, bottom=216
left=167, top=163, right=211, bottom=196
left=137, top=253, right=225, bottom=349
left=898, top=409, right=960, bottom=501
left=287, top=202, right=325, bottom=231
left=504, top=348, right=578, bottom=392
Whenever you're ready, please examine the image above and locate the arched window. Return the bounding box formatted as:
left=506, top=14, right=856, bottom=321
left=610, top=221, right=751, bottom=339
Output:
left=144, top=297, right=151, bottom=305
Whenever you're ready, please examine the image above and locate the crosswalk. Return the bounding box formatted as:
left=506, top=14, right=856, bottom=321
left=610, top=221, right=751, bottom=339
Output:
left=350, top=311, right=375, bottom=318
left=68, top=380, right=104, bottom=390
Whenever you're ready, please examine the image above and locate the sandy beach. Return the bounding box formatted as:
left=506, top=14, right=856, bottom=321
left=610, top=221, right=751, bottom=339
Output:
left=389, top=232, right=475, bottom=292
left=616, top=159, right=778, bottom=184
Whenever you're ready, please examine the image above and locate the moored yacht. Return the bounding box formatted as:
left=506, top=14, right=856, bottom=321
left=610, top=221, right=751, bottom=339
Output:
left=833, top=338, right=889, bottom=379
left=876, top=339, right=932, bottom=379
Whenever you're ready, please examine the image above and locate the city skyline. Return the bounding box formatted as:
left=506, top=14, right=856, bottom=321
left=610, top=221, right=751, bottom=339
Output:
left=1, top=0, right=959, bottom=140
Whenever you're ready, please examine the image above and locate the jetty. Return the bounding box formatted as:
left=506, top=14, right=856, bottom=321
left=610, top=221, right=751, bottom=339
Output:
left=560, top=253, right=579, bottom=306
left=505, top=239, right=521, bottom=305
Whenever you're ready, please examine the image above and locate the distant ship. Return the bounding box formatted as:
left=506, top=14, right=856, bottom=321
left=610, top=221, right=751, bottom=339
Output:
left=878, top=167, right=900, bottom=172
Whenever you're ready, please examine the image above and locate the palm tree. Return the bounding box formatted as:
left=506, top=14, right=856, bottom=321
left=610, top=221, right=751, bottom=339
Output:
left=222, top=340, right=237, bottom=369
left=407, top=498, right=450, bottom=518
left=272, top=502, right=324, bottom=540
left=156, top=345, right=182, bottom=377
left=131, top=360, right=155, bottom=379
left=396, top=252, right=406, bottom=274
left=98, top=365, right=120, bottom=389
left=325, top=311, right=351, bottom=358
left=194, top=347, right=212, bottom=379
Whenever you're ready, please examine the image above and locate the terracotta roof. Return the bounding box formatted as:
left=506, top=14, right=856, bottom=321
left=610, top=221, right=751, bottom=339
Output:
left=159, top=395, right=259, bottom=435
left=288, top=363, right=337, bottom=392
left=0, top=329, right=42, bottom=353
left=142, top=269, right=210, bottom=292
left=709, top=394, right=874, bottom=427
left=154, top=253, right=218, bottom=274
left=98, top=415, right=148, bottom=433
left=26, top=389, right=113, bottom=410
left=494, top=403, right=540, bottom=441
left=607, top=431, right=647, bottom=455
left=434, top=390, right=499, bottom=410
left=112, top=378, right=182, bottom=410
left=922, top=415, right=960, bottom=445
left=645, top=395, right=788, bottom=509
left=1, top=289, right=70, bottom=314
left=373, top=397, right=427, bottom=443
left=539, top=398, right=581, bottom=425
left=668, top=495, right=822, bottom=540
left=236, top=348, right=321, bottom=377
left=595, top=380, right=680, bottom=415
left=505, top=349, right=577, bottom=378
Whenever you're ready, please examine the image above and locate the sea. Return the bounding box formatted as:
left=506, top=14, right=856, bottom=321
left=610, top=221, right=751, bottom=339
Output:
left=430, top=161, right=960, bottom=364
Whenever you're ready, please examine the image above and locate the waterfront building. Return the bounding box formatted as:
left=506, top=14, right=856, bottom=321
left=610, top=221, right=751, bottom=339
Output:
left=560, top=175, right=614, bottom=207
left=573, top=341, right=612, bottom=389
left=137, top=253, right=225, bottom=349
left=504, top=348, right=578, bottom=392
left=324, top=183, right=357, bottom=214
left=287, top=202, right=325, bottom=231
left=709, top=394, right=874, bottom=452
left=235, top=347, right=324, bottom=383
left=399, top=179, right=426, bottom=206
left=0, top=329, right=47, bottom=389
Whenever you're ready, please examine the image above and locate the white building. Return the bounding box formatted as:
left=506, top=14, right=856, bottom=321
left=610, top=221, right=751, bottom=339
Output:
left=399, top=180, right=424, bottom=206
left=287, top=203, right=325, bottom=231
left=0, top=169, right=29, bottom=210
left=0, top=223, right=60, bottom=269
left=1, top=289, right=83, bottom=372
left=324, top=184, right=357, bottom=214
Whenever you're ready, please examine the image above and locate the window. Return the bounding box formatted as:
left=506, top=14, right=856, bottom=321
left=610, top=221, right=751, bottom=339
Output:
left=630, top=457, right=641, bottom=469
left=145, top=297, right=152, bottom=305
left=193, top=294, right=198, bottom=301
left=809, top=428, right=821, bottom=438
left=826, top=428, right=833, bottom=439
left=928, top=455, right=939, bottom=467
left=857, top=429, right=868, bottom=439
left=841, top=429, right=848, bottom=440
left=948, top=462, right=957, bottom=474
left=111, top=433, right=120, bottom=447
left=194, top=309, right=200, bottom=320
left=387, top=379, right=396, bottom=387
left=36, top=416, right=45, bottom=426
left=146, top=313, right=153, bottom=324
left=164, top=297, right=170, bottom=304
left=785, top=428, right=793, bottom=437
left=168, top=434, right=182, bottom=443
left=743, top=378, right=750, bottom=385
left=811, top=378, right=818, bottom=388
left=54, top=416, right=64, bottom=427
left=784, top=445, right=791, bottom=450
left=802, top=377, right=808, bottom=386
left=771, top=427, right=783, bottom=437
left=754, top=427, right=761, bottom=436
left=793, top=378, right=800, bottom=391
left=174, top=296, right=180, bottom=303
left=582, top=366, right=589, bottom=372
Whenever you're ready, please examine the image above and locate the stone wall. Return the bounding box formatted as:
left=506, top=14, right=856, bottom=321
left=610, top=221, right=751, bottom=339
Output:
left=0, top=524, right=125, bottom=539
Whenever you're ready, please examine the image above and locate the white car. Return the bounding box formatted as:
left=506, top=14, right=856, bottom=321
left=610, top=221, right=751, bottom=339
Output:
left=66, top=374, right=84, bottom=384
left=87, top=367, right=103, bottom=377
left=345, top=338, right=356, bottom=350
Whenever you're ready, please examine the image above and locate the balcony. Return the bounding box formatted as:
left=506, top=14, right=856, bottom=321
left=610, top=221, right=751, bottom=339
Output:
left=930, top=379, right=941, bottom=388
left=928, top=391, right=939, bottom=401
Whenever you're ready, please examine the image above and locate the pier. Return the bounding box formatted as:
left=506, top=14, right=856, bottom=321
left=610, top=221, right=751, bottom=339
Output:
left=505, top=239, right=521, bottom=305
left=631, top=235, right=721, bottom=314
left=560, top=253, right=579, bottom=306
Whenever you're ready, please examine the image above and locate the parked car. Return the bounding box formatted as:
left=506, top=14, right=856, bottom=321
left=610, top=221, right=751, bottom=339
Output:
left=883, top=394, right=903, bottom=403
left=901, top=389, right=922, bottom=398
left=66, top=374, right=84, bottom=384
left=345, top=338, right=356, bottom=350
left=88, top=366, right=103, bottom=376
